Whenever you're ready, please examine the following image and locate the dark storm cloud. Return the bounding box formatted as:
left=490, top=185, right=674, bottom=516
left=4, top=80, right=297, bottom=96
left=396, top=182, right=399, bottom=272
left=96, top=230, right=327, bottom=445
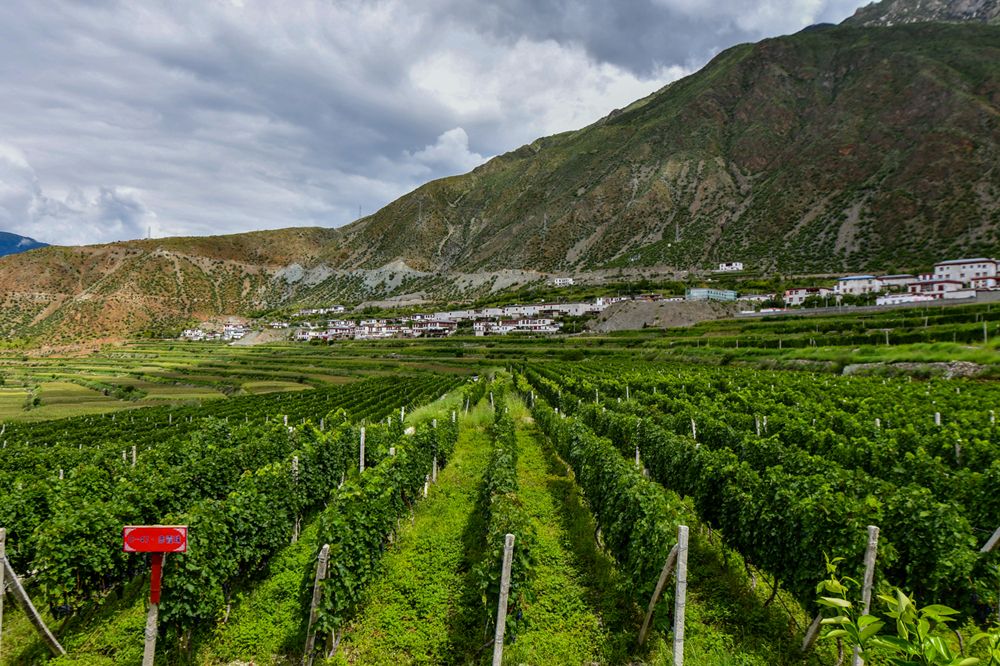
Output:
left=0, top=1, right=864, bottom=246
left=434, top=0, right=864, bottom=74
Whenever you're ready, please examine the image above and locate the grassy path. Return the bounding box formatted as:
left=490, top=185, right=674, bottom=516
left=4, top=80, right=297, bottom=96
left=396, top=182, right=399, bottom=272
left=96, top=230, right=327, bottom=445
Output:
left=336, top=402, right=494, bottom=665
left=501, top=405, right=640, bottom=664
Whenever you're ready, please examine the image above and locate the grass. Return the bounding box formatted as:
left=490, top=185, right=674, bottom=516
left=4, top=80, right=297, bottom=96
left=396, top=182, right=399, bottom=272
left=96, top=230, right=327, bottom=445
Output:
left=0, top=381, right=125, bottom=421
left=502, top=401, right=642, bottom=664
left=673, top=533, right=834, bottom=665
left=239, top=380, right=312, bottom=394
left=506, top=399, right=827, bottom=665
left=2, top=575, right=149, bottom=666
left=334, top=400, right=494, bottom=664
left=194, top=521, right=319, bottom=665
left=0, top=342, right=479, bottom=422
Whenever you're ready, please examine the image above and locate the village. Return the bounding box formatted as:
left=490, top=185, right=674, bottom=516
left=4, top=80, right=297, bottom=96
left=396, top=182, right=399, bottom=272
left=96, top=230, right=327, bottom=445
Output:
left=181, top=293, right=631, bottom=342
left=179, top=257, right=1000, bottom=343
left=780, top=256, right=998, bottom=307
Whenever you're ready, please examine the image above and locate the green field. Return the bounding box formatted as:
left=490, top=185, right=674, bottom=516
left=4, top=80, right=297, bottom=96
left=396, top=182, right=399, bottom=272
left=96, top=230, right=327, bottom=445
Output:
left=3, top=302, right=1000, bottom=664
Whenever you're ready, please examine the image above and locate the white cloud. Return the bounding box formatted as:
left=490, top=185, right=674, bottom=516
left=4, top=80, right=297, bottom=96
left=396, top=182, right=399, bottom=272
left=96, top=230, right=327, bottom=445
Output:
left=407, top=128, right=487, bottom=176
left=411, top=37, right=692, bottom=146
left=0, top=143, right=155, bottom=245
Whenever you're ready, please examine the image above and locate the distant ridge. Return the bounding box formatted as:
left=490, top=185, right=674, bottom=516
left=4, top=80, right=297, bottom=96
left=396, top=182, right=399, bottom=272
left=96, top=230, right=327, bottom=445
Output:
left=0, top=231, right=47, bottom=258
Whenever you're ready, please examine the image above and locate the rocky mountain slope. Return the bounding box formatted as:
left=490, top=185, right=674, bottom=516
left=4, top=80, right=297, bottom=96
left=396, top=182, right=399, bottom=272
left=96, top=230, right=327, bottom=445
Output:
left=1, top=0, right=998, bottom=342
left=846, top=0, right=1000, bottom=25
left=0, top=231, right=47, bottom=258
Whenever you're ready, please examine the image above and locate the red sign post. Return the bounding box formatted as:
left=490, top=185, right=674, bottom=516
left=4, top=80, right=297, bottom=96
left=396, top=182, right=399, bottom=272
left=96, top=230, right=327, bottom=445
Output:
left=123, top=525, right=187, bottom=555
left=122, top=525, right=187, bottom=666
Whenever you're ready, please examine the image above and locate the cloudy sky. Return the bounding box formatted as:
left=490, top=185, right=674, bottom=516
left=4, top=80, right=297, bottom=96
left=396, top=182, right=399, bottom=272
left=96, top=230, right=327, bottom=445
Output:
left=0, top=0, right=866, bottom=246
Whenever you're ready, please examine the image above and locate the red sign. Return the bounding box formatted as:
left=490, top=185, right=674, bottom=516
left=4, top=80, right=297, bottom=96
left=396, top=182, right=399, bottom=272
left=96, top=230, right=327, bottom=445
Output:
left=122, top=525, right=188, bottom=553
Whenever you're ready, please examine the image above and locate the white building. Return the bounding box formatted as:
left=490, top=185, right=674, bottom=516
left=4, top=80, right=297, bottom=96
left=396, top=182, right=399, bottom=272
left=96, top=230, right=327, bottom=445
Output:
left=908, top=279, right=967, bottom=299
left=717, top=261, right=744, bottom=272
left=834, top=276, right=881, bottom=296
left=877, top=293, right=935, bottom=306
left=972, top=276, right=999, bottom=290
left=551, top=277, right=575, bottom=287
left=474, top=318, right=561, bottom=336
left=514, top=318, right=559, bottom=333
left=411, top=320, right=458, bottom=337
left=783, top=287, right=832, bottom=307
left=739, top=293, right=775, bottom=304
left=877, top=274, right=915, bottom=290
left=933, top=258, right=998, bottom=284
left=222, top=323, right=248, bottom=341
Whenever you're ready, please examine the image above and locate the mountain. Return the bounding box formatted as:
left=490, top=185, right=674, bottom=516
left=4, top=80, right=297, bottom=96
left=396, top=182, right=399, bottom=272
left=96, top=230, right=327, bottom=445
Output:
left=0, top=228, right=344, bottom=343
left=846, top=0, right=1000, bottom=26
left=0, top=227, right=546, bottom=344
left=333, top=20, right=1000, bottom=275
left=1, top=7, right=999, bottom=343
left=0, top=232, right=47, bottom=258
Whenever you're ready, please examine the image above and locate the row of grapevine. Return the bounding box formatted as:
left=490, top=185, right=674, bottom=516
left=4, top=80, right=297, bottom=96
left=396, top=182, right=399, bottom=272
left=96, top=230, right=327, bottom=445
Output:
left=524, top=363, right=1000, bottom=617
left=529, top=362, right=1000, bottom=529
left=309, top=408, right=460, bottom=649
left=528, top=392, right=694, bottom=604
left=474, top=386, right=536, bottom=641
left=0, top=374, right=460, bottom=476
left=0, top=374, right=464, bottom=614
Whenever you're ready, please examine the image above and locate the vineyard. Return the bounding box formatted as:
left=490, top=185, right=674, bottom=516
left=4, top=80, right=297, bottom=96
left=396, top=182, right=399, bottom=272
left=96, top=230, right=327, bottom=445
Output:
left=2, top=336, right=1000, bottom=664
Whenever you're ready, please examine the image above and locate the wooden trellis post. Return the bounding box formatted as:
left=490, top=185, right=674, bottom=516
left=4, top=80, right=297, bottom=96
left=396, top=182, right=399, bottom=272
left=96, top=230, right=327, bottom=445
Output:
left=638, top=544, right=678, bottom=645
left=852, top=525, right=880, bottom=666
left=673, top=525, right=689, bottom=665
left=637, top=524, right=689, bottom=663
left=492, top=534, right=516, bottom=666
left=980, top=526, right=1000, bottom=553
left=0, top=528, right=4, bottom=660
left=292, top=456, right=301, bottom=543
left=359, top=427, right=366, bottom=473
left=801, top=614, right=823, bottom=654
left=303, top=544, right=330, bottom=666
left=2, top=553, right=65, bottom=656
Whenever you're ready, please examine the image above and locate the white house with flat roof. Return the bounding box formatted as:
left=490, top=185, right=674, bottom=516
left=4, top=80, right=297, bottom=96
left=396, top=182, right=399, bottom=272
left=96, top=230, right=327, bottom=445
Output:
left=877, top=293, right=935, bottom=306
left=933, top=258, right=998, bottom=284
left=783, top=287, right=832, bottom=306
left=908, top=279, right=967, bottom=299
left=834, top=275, right=881, bottom=296
left=716, top=261, right=744, bottom=272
